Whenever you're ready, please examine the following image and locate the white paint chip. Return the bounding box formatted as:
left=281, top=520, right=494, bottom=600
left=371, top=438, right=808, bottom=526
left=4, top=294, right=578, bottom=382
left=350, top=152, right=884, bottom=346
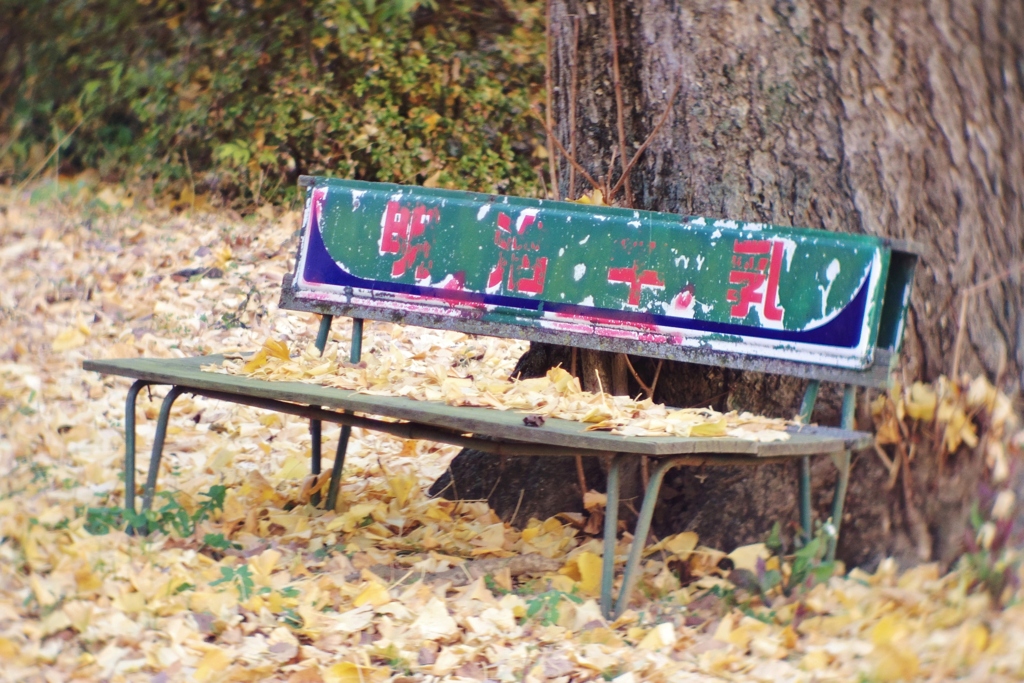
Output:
left=573, top=264, right=587, bottom=281
left=818, top=258, right=841, bottom=317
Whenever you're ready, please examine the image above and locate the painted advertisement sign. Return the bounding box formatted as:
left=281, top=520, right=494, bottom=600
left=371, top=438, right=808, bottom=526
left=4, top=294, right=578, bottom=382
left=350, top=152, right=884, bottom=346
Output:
left=293, top=179, right=895, bottom=369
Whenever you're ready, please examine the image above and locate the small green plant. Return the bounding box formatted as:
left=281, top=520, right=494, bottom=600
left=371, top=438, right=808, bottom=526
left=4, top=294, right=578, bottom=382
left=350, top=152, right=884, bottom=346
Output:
left=211, top=564, right=255, bottom=600
left=83, top=484, right=227, bottom=537
left=522, top=588, right=582, bottom=627
left=720, top=521, right=836, bottom=614
left=961, top=495, right=1020, bottom=606
left=281, top=607, right=303, bottom=629
left=374, top=643, right=414, bottom=675
left=783, top=528, right=836, bottom=595
left=484, top=573, right=511, bottom=595
left=203, top=533, right=242, bottom=551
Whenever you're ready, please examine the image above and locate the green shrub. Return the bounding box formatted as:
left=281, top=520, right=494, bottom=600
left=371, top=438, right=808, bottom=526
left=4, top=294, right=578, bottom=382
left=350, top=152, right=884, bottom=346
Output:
left=0, top=0, right=545, bottom=203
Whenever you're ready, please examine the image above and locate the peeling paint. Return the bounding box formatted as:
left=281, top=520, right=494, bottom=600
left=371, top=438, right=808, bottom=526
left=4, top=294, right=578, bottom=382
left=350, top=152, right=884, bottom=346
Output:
left=818, top=259, right=841, bottom=317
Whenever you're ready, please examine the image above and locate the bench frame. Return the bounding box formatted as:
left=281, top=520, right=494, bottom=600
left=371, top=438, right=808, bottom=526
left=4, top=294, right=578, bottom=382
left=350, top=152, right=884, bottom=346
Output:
left=87, top=177, right=917, bottom=620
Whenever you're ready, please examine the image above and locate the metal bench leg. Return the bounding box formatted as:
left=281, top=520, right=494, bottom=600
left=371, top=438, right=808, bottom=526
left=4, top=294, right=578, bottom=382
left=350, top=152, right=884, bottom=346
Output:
left=601, top=454, right=626, bottom=619
left=798, top=380, right=820, bottom=545
left=612, top=456, right=681, bottom=620
left=325, top=426, right=352, bottom=511
left=799, top=457, right=812, bottom=544
left=140, top=386, right=186, bottom=517
left=325, top=318, right=363, bottom=511
left=826, top=384, right=856, bottom=562
left=310, top=420, right=323, bottom=504
left=309, top=314, right=334, bottom=505
left=124, top=380, right=151, bottom=516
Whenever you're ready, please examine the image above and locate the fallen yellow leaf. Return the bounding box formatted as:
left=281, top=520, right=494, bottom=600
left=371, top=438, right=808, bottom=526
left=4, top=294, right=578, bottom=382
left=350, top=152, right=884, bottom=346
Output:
left=353, top=581, right=391, bottom=608
left=323, top=661, right=387, bottom=683
left=657, top=531, right=698, bottom=559
left=727, top=543, right=770, bottom=572
left=52, top=327, right=87, bottom=352
left=638, top=622, right=676, bottom=650
left=241, top=349, right=269, bottom=373
left=194, top=648, right=232, bottom=682
left=577, top=551, right=602, bottom=595
left=387, top=471, right=417, bottom=507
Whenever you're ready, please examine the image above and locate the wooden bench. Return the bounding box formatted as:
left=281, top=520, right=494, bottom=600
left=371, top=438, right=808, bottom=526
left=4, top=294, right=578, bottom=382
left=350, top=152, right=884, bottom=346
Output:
left=85, top=176, right=917, bottom=619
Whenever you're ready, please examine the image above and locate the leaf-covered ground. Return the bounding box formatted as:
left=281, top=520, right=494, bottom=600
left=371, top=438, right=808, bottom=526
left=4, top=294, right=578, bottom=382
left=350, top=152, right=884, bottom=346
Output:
left=3, top=180, right=1024, bottom=682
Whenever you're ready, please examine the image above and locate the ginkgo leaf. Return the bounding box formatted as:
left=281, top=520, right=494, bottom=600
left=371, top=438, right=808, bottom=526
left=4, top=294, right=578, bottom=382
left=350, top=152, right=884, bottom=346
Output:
left=263, top=337, right=291, bottom=360
left=323, top=662, right=388, bottom=683
left=727, top=543, right=770, bottom=572
left=411, top=597, right=458, bottom=640
left=194, top=648, right=232, bottom=682
left=577, top=551, right=602, bottom=595
left=353, top=582, right=390, bottom=608
left=387, top=471, right=417, bottom=507
left=52, top=327, right=87, bottom=351
left=241, top=349, right=269, bottom=373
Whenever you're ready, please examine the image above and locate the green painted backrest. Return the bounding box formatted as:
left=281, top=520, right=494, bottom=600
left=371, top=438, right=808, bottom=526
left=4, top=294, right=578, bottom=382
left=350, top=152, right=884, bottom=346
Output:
left=280, top=177, right=918, bottom=388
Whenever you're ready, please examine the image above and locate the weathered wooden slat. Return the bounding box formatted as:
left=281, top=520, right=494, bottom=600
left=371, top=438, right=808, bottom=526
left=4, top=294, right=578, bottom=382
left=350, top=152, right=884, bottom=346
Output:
left=83, top=355, right=872, bottom=456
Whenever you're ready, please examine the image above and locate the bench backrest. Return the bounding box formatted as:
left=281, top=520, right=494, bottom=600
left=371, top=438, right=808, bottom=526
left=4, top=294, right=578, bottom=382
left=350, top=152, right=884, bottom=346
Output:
left=281, top=177, right=918, bottom=388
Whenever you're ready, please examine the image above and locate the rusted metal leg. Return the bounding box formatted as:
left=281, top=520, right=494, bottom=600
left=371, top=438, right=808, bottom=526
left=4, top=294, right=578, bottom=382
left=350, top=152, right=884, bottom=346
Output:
left=314, top=314, right=334, bottom=352
left=325, top=425, right=352, bottom=511
left=310, top=420, right=323, bottom=504
left=612, top=456, right=681, bottom=620
left=325, top=318, right=363, bottom=511
left=140, top=386, right=186, bottom=517
left=123, top=380, right=151, bottom=517
left=827, top=384, right=856, bottom=562
left=600, top=454, right=626, bottom=619
left=799, top=457, right=812, bottom=543
left=309, top=314, right=334, bottom=505
left=798, top=380, right=820, bottom=545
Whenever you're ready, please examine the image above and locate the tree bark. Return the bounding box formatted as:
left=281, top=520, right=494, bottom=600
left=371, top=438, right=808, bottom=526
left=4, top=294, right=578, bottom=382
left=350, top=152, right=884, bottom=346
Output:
left=434, top=0, right=1023, bottom=568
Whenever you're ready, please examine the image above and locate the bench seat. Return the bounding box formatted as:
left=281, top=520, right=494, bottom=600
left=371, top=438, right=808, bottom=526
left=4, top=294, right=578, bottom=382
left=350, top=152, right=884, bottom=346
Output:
left=85, top=355, right=870, bottom=458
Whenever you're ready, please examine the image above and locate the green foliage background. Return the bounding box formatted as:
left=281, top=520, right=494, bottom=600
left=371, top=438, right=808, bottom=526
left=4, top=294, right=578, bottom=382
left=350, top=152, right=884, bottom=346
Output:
left=0, top=0, right=546, bottom=204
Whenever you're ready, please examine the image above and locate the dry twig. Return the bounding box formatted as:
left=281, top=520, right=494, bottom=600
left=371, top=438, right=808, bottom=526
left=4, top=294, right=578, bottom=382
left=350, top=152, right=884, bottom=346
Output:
left=532, top=108, right=602, bottom=193
left=608, top=77, right=682, bottom=200
left=568, top=16, right=580, bottom=198
left=15, top=120, right=83, bottom=192
left=951, top=260, right=1024, bottom=379
left=607, top=0, right=632, bottom=207
left=544, top=0, right=560, bottom=199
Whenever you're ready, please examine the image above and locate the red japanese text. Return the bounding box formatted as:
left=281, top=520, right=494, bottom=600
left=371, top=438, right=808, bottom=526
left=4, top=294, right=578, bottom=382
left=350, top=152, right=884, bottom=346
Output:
left=608, top=262, right=665, bottom=307
left=379, top=200, right=439, bottom=279
left=486, top=209, right=548, bottom=295
left=726, top=239, right=785, bottom=322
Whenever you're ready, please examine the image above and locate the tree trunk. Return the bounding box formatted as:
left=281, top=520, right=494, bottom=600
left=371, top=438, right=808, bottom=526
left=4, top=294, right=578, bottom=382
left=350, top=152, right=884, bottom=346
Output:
left=434, top=0, right=1024, bottom=568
